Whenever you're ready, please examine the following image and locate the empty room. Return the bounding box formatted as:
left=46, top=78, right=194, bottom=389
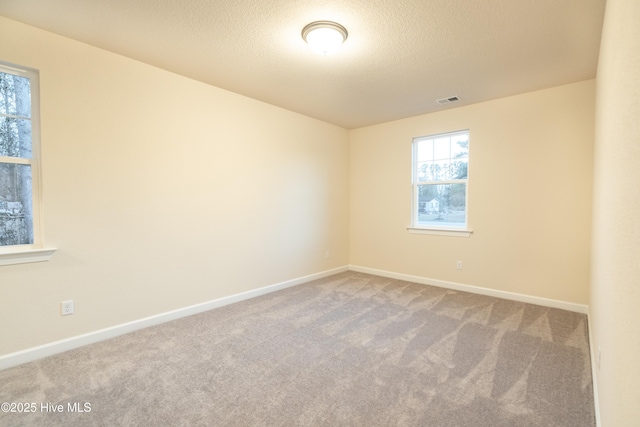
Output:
left=0, top=0, right=638, bottom=426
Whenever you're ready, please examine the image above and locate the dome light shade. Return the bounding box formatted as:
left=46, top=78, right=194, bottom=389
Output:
left=302, top=21, right=348, bottom=55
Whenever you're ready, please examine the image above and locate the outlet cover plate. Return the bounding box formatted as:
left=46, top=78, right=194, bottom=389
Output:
left=61, top=300, right=74, bottom=316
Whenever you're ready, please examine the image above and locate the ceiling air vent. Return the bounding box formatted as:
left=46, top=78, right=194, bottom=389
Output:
left=436, top=96, right=460, bottom=105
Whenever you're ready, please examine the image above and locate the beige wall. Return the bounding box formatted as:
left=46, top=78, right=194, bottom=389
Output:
left=591, top=0, right=640, bottom=424
left=0, top=17, right=349, bottom=355
left=350, top=81, right=594, bottom=304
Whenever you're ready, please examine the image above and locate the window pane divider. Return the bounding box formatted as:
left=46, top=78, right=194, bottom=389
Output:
left=415, top=179, right=467, bottom=185
left=0, top=156, right=32, bottom=165
left=0, top=112, right=31, bottom=121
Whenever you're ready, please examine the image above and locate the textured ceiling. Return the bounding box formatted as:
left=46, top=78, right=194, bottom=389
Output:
left=0, top=0, right=606, bottom=129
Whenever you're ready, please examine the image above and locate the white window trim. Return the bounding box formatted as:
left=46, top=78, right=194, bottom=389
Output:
left=0, top=247, right=56, bottom=266
left=410, top=129, right=471, bottom=237
left=407, top=226, right=473, bottom=238
left=0, top=60, right=56, bottom=265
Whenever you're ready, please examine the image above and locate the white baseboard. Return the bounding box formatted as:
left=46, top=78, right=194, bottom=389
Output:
left=0, top=265, right=349, bottom=371
left=348, top=265, right=589, bottom=314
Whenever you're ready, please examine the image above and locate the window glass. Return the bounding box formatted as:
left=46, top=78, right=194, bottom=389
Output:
left=413, top=130, right=469, bottom=229
left=0, top=63, right=39, bottom=249
left=0, top=163, right=33, bottom=246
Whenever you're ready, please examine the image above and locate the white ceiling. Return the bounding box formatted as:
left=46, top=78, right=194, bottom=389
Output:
left=0, top=0, right=606, bottom=129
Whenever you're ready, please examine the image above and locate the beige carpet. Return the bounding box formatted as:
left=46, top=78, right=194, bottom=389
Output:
left=0, top=271, right=595, bottom=426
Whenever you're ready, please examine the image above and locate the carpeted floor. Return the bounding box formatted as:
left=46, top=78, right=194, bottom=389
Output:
left=0, top=271, right=595, bottom=426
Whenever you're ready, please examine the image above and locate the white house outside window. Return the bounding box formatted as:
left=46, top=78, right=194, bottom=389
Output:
left=410, top=130, right=471, bottom=236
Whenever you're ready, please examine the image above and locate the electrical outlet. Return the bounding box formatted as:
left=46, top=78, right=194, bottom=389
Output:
left=325, top=250, right=330, bottom=259
left=61, top=300, right=74, bottom=316
left=456, top=261, right=463, bottom=270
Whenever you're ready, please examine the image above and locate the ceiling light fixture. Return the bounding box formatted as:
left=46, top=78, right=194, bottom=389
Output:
left=302, top=21, right=348, bottom=55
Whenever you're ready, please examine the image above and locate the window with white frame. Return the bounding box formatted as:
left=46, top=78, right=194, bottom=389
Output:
left=411, top=130, right=469, bottom=231
left=0, top=61, right=41, bottom=250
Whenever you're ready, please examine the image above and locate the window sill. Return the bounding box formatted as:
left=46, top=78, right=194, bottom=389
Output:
left=0, top=247, right=57, bottom=266
left=407, top=227, right=473, bottom=238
